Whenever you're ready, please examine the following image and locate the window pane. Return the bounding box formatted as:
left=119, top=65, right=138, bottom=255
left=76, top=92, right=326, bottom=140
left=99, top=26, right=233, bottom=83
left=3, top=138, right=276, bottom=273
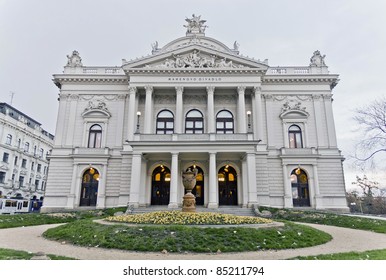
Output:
left=295, top=134, right=302, bottom=148
left=195, top=121, right=203, bottom=128
left=165, top=130, right=173, bottom=134
left=95, top=133, right=102, bottom=148
left=217, top=110, right=232, bottom=118
left=186, top=121, right=193, bottom=128
left=166, top=122, right=173, bottom=128
left=158, top=110, right=173, bottom=118
left=157, top=122, right=165, bottom=128
left=187, top=110, right=202, bottom=118
left=225, top=122, right=233, bottom=128
left=186, top=130, right=193, bottom=134
left=217, top=122, right=224, bottom=129
left=289, top=133, right=296, bottom=148
left=88, top=133, right=96, bottom=148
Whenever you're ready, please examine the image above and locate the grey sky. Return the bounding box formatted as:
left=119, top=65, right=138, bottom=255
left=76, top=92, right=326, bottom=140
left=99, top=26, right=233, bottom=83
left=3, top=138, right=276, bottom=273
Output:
left=1, top=0, right=386, bottom=188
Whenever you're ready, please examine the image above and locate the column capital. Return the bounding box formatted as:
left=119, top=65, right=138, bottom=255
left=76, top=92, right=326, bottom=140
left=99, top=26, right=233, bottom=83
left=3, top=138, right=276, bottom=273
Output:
left=209, top=151, right=217, bottom=156
left=206, top=86, right=215, bottom=94
left=175, top=86, right=184, bottom=94
left=171, top=152, right=179, bottom=156
left=253, top=86, right=262, bottom=94
left=128, top=86, right=137, bottom=95
left=144, top=85, right=153, bottom=94
left=237, top=86, right=246, bottom=94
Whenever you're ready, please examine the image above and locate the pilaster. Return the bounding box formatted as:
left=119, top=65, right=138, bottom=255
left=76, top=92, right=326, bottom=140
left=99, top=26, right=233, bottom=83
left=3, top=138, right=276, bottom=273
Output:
left=169, top=152, right=179, bottom=208
left=175, top=86, right=184, bottom=134
left=207, top=152, right=218, bottom=208
left=144, top=85, right=154, bottom=134
left=127, top=86, right=137, bottom=141
left=207, top=86, right=215, bottom=133
left=237, top=86, right=247, bottom=133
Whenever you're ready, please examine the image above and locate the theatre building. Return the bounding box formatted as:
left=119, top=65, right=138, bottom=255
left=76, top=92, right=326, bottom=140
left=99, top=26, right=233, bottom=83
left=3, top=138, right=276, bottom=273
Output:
left=42, top=16, right=348, bottom=213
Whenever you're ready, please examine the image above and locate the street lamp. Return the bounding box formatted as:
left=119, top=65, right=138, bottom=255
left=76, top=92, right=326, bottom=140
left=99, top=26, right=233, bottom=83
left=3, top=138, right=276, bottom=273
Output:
left=135, top=111, right=141, bottom=134
left=247, top=111, right=252, bottom=133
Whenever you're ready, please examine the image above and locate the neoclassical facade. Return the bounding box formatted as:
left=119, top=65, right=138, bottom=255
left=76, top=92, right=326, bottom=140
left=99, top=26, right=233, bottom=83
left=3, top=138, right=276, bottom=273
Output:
left=0, top=103, right=53, bottom=199
left=42, top=16, right=348, bottom=212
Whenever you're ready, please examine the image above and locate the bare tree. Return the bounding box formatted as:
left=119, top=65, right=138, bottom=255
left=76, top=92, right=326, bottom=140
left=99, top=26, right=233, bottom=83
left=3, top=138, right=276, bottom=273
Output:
left=353, top=97, right=386, bottom=166
left=352, top=175, right=379, bottom=197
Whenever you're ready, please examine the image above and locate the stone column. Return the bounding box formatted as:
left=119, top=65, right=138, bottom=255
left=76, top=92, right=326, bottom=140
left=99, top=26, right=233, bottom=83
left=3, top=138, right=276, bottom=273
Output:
left=207, top=86, right=215, bottom=133
left=323, top=94, right=338, bottom=147
left=253, top=86, right=264, bottom=142
left=241, top=158, right=248, bottom=207
left=246, top=152, right=258, bottom=206
left=175, top=86, right=184, bottom=134
left=169, top=152, right=179, bottom=208
left=144, top=85, right=153, bottom=134
left=207, top=152, right=218, bottom=208
left=127, top=86, right=137, bottom=141
left=313, top=164, right=323, bottom=209
left=282, top=164, right=292, bottom=208
left=97, top=164, right=107, bottom=209
left=237, top=86, right=247, bottom=133
left=67, top=163, right=78, bottom=208
left=128, top=152, right=142, bottom=208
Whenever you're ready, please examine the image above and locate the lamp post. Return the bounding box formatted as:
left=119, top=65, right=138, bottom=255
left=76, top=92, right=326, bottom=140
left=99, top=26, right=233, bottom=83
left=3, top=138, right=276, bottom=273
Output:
left=135, top=111, right=141, bottom=134
left=247, top=111, right=252, bottom=133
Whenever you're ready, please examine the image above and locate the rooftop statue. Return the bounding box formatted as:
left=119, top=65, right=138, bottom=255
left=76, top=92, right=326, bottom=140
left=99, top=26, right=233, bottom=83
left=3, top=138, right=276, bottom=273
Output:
left=310, top=50, right=326, bottom=67
left=184, top=14, right=208, bottom=35
left=66, top=50, right=83, bottom=67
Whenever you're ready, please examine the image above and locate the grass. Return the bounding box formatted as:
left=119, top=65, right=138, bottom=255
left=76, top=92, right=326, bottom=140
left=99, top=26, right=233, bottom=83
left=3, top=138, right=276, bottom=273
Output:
left=0, top=207, right=126, bottom=229
left=0, top=248, right=76, bottom=260
left=291, top=249, right=386, bottom=260
left=264, top=208, right=386, bottom=234
left=43, top=219, right=332, bottom=253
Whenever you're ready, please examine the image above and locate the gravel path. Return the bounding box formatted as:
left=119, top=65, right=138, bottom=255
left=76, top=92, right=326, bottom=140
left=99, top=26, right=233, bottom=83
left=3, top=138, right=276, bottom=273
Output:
left=1, top=223, right=386, bottom=260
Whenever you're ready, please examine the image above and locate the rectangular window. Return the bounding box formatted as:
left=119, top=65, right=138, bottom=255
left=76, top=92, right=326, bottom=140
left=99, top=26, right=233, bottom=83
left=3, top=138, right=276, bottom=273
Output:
left=37, top=164, right=42, bottom=173
left=19, top=176, right=24, bottom=188
left=22, top=159, right=27, bottom=168
left=2, top=152, right=9, bottom=163
left=14, top=156, right=18, bottom=166
left=35, top=180, right=40, bottom=190
left=39, top=148, right=44, bottom=158
left=0, top=171, right=5, bottom=183
left=31, top=162, right=34, bottom=170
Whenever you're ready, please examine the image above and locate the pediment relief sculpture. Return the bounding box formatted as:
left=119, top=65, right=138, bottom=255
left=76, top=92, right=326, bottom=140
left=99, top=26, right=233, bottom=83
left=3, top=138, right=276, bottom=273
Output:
left=82, top=100, right=111, bottom=118
left=147, top=50, right=243, bottom=69
left=280, top=101, right=309, bottom=119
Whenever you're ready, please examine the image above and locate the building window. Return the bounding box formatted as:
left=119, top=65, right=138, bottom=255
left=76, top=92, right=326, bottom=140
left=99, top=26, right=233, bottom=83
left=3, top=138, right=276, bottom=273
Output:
left=185, top=109, right=204, bottom=134
left=34, top=146, right=37, bottom=156
left=88, top=124, right=102, bottom=148
left=43, top=166, right=47, bottom=174
left=22, top=159, right=27, bottom=168
left=41, top=181, right=46, bottom=191
left=35, top=180, right=40, bottom=190
left=31, top=162, right=34, bottom=170
left=37, top=164, right=42, bottom=173
left=156, top=110, right=174, bottom=134
left=216, top=110, right=234, bottom=134
left=0, top=171, right=5, bottom=183
left=17, top=139, right=21, bottom=149
left=2, top=152, right=9, bottom=163
left=24, top=142, right=30, bottom=152
left=6, top=134, right=12, bottom=145
left=288, top=125, right=303, bottom=148
left=19, top=176, right=24, bottom=188
left=14, top=156, right=18, bottom=166
left=39, top=148, right=44, bottom=158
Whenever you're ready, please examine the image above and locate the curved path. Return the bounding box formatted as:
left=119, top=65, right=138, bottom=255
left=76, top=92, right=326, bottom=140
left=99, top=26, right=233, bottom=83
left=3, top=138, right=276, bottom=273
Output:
left=1, top=223, right=386, bottom=260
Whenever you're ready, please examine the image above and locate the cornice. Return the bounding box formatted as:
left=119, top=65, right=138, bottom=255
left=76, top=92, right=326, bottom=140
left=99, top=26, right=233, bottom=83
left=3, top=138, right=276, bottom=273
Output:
left=53, top=75, right=128, bottom=87
left=125, top=68, right=264, bottom=75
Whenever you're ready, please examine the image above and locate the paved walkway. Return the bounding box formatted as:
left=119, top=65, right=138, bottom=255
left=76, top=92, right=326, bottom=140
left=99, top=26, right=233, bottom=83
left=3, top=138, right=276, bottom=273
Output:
left=1, top=222, right=386, bottom=260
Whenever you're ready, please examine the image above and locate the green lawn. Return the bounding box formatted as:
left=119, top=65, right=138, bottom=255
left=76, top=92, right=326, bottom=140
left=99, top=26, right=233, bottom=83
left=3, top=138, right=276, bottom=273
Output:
left=291, top=249, right=386, bottom=260
left=43, top=219, right=332, bottom=253
left=0, top=248, right=76, bottom=260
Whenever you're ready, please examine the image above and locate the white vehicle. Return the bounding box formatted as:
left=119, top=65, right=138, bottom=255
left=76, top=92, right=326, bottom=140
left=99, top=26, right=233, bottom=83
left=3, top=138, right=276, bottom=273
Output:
left=0, top=198, right=31, bottom=214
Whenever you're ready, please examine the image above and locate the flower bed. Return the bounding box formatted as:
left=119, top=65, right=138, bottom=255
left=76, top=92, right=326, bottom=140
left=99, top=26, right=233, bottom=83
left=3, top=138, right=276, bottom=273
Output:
left=106, top=211, right=272, bottom=225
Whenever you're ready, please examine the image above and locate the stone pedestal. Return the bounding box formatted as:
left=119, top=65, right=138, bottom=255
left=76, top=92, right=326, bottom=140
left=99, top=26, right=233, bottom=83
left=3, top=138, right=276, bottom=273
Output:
left=182, top=192, right=196, bottom=212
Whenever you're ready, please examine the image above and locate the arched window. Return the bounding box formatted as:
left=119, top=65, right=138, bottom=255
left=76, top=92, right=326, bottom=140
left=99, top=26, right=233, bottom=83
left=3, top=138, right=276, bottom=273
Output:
left=6, top=134, right=12, bottom=145
left=185, top=109, right=204, bottom=134
left=216, top=110, right=234, bottom=134
left=88, top=124, right=102, bottom=148
left=156, top=110, right=174, bottom=134
left=288, top=125, right=303, bottom=148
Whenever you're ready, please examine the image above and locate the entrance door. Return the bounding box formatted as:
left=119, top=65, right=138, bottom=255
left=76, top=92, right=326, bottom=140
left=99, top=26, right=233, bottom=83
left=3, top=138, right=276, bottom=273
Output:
left=80, top=168, right=99, bottom=206
left=151, top=165, right=171, bottom=205
left=291, top=168, right=311, bottom=207
left=186, top=165, right=204, bottom=205
left=218, top=165, right=238, bottom=205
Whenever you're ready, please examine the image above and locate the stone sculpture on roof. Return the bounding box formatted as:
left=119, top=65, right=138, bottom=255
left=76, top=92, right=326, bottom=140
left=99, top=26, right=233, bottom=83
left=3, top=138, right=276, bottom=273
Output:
left=66, top=50, right=83, bottom=67
left=184, top=14, right=208, bottom=35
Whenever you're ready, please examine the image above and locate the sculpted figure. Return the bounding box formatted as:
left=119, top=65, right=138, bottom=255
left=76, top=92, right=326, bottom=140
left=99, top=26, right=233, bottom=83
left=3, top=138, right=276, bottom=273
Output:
left=66, top=50, right=83, bottom=67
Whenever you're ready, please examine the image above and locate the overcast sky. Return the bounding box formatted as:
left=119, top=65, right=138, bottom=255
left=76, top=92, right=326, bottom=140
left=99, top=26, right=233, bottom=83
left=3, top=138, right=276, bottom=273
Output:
left=1, top=0, right=386, bottom=189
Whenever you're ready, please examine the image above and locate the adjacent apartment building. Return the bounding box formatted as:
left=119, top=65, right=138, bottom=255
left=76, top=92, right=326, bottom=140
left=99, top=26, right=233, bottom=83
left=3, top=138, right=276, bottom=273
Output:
left=0, top=103, right=54, bottom=199
left=42, top=16, right=349, bottom=212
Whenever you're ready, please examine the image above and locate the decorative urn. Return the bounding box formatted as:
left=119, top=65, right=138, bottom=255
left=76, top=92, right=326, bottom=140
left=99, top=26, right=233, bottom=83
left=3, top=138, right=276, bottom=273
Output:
left=181, top=167, right=198, bottom=212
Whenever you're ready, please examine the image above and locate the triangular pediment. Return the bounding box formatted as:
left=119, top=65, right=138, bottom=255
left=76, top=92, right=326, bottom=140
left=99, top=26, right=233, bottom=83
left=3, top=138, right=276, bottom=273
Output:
left=122, top=38, right=268, bottom=72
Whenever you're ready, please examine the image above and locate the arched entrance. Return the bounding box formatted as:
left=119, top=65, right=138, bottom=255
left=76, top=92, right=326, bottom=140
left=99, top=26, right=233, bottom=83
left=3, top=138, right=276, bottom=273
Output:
left=151, top=165, right=171, bottom=205
left=218, top=165, right=238, bottom=205
left=291, top=168, right=310, bottom=207
left=186, top=165, right=204, bottom=205
left=80, top=168, right=99, bottom=206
